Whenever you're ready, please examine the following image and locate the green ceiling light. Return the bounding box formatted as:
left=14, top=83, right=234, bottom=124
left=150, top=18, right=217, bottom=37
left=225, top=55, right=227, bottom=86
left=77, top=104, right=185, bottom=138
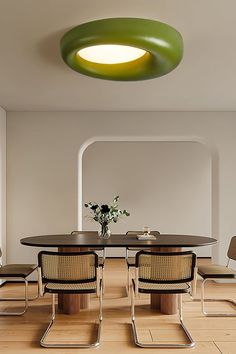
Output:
left=60, top=18, right=183, bottom=81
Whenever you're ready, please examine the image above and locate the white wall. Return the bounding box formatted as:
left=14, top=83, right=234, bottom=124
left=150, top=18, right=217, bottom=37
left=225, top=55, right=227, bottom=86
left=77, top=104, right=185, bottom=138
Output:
left=6, top=112, right=236, bottom=270
left=82, top=141, right=211, bottom=257
left=0, top=106, right=6, bottom=265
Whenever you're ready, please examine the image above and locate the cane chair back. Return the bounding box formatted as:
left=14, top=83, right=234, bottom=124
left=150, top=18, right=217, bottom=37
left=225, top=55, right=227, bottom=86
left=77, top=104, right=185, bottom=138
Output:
left=38, top=251, right=98, bottom=284
left=136, top=251, right=196, bottom=284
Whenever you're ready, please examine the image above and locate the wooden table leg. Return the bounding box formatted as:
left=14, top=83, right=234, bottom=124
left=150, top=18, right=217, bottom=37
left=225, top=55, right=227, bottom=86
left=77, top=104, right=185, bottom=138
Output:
left=58, top=247, right=89, bottom=314
left=58, top=293, right=81, bottom=314
left=150, top=247, right=181, bottom=315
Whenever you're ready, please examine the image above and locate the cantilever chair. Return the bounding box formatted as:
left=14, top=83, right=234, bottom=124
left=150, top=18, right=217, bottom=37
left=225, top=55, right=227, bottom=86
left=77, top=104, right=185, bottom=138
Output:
left=0, top=247, right=38, bottom=315
left=197, top=236, right=236, bottom=317
left=125, top=230, right=160, bottom=294
left=131, top=250, right=197, bottom=348
left=38, top=250, right=103, bottom=348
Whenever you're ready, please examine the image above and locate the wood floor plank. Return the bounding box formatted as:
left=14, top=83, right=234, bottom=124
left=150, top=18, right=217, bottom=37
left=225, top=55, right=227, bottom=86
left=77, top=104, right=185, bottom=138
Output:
left=0, top=258, right=233, bottom=353
left=0, top=341, right=222, bottom=353
left=214, top=342, right=236, bottom=354
left=151, top=328, right=236, bottom=342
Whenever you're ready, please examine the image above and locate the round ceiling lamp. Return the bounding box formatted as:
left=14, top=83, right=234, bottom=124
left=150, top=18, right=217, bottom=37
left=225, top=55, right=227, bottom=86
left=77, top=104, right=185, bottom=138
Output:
left=60, top=18, right=183, bottom=81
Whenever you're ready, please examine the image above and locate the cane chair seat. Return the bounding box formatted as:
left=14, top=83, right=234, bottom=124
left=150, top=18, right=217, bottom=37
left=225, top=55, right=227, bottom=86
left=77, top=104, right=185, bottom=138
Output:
left=133, top=279, right=190, bottom=294
left=45, top=281, right=97, bottom=293
left=0, top=264, right=37, bottom=278
left=198, top=264, right=236, bottom=279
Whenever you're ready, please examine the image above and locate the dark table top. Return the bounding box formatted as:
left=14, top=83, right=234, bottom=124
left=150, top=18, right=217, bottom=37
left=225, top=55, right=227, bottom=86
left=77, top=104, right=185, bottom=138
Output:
left=20, top=232, right=217, bottom=248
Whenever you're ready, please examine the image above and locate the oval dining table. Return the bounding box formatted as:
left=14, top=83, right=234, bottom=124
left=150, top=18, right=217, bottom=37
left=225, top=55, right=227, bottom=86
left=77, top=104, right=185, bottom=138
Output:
left=20, top=232, right=217, bottom=315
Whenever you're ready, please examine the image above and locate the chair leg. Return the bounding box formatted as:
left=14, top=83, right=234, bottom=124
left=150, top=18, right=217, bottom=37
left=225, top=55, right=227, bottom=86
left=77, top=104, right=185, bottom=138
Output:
left=131, top=287, right=195, bottom=348
left=40, top=293, right=56, bottom=347
left=126, top=267, right=130, bottom=296
left=101, top=266, right=105, bottom=295
left=0, top=269, right=39, bottom=302
left=0, top=278, right=29, bottom=315
left=97, top=279, right=103, bottom=340
left=40, top=284, right=103, bottom=348
left=178, top=295, right=196, bottom=347
left=200, top=278, right=236, bottom=317
left=97, top=266, right=105, bottom=296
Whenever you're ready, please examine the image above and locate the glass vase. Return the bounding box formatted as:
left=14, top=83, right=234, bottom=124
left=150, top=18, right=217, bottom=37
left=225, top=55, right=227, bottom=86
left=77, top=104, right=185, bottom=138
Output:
left=98, top=223, right=111, bottom=239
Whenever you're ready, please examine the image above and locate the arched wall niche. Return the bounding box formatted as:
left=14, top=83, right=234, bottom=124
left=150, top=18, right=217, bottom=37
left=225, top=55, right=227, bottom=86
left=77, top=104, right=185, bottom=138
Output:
left=77, top=135, right=219, bottom=260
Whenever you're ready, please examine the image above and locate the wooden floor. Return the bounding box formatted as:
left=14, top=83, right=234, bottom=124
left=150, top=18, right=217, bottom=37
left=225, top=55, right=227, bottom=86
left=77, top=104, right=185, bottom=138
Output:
left=0, top=258, right=235, bottom=353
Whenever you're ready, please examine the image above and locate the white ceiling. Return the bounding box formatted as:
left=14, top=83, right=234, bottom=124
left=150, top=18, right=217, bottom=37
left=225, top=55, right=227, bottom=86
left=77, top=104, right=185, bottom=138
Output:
left=0, top=0, right=236, bottom=111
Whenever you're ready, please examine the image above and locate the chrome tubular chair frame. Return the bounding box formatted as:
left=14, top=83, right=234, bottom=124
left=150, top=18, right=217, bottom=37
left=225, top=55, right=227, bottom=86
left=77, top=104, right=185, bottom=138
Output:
left=0, top=277, right=29, bottom=315
left=38, top=250, right=103, bottom=348
left=130, top=250, right=196, bottom=348
left=40, top=280, right=103, bottom=348
left=0, top=249, right=39, bottom=316
left=197, top=236, right=236, bottom=317
left=131, top=290, right=195, bottom=348
left=199, top=277, right=236, bottom=317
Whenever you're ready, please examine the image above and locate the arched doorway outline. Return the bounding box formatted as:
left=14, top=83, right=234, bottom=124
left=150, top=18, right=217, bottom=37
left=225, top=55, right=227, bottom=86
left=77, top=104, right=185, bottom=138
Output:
left=77, top=135, right=219, bottom=261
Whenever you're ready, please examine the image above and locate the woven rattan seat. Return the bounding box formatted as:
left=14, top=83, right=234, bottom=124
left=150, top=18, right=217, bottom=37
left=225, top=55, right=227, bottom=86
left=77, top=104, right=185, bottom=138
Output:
left=196, top=236, right=236, bottom=316
left=38, top=250, right=103, bottom=348
left=45, top=281, right=97, bottom=293
left=135, top=279, right=190, bottom=293
left=131, top=250, right=197, bottom=348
